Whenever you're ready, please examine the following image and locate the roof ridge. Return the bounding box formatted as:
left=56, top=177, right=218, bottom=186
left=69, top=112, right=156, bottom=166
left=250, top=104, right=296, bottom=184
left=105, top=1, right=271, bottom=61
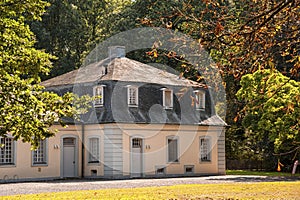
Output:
left=42, top=57, right=207, bottom=88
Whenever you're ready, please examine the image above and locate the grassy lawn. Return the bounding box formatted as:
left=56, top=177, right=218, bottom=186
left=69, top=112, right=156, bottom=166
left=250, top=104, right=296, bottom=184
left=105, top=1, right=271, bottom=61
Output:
left=3, top=182, right=300, bottom=200
left=226, top=169, right=300, bottom=177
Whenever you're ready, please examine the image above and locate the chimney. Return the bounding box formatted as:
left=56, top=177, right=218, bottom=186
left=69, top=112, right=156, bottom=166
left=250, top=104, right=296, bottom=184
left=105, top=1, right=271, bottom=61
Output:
left=108, top=46, right=126, bottom=59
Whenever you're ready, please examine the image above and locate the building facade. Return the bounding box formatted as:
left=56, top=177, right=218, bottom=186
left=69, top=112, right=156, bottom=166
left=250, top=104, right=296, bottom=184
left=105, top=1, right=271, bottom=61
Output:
left=0, top=46, right=226, bottom=182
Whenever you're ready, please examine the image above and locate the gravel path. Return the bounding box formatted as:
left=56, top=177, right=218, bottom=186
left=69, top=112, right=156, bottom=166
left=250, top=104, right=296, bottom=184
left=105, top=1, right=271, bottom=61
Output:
left=1, top=175, right=299, bottom=196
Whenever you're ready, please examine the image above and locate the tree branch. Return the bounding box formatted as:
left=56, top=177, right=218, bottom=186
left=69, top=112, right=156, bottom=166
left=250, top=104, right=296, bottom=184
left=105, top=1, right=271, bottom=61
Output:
left=240, top=0, right=292, bottom=31
left=273, top=146, right=300, bottom=156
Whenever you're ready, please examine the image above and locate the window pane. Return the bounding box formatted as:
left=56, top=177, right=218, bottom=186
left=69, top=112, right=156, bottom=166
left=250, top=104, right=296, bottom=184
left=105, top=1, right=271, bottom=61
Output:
left=168, top=139, right=178, bottom=162
left=89, top=138, right=100, bottom=163
left=132, top=138, right=142, bottom=148
left=128, top=87, right=137, bottom=105
left=0, top=138, right=14, bottom=165
left=200, top=138, right=210, bottom=161
left=94, top=86, right=103, bottom=105
left=196, top=92, right=205, bottom=109
left=33, top=140, right=47, bottom=165
left=163, top=90, right=173, bottom=108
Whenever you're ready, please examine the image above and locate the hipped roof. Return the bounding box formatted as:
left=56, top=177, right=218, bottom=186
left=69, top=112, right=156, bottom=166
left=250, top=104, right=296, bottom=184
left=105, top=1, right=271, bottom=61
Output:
left=41, top=57, right=206, bottom=88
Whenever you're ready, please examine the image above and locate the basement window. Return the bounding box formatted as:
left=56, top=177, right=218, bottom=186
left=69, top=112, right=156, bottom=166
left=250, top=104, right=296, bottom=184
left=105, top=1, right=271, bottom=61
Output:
left=184, top=165, right=194, bottom=174
left=91, top=170, right=97, bottom=177
left=155, top=166, right=166, bottom=175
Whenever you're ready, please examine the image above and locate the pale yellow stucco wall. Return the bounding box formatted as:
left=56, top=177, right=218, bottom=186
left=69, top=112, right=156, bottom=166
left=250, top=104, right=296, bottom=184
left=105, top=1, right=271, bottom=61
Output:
left=121, top=124, right=222, bottom=177
left=83, top=124, right=105, bottom=177
left=0, top=123, right=224, bottom=181
left=0, top=125, right=82, bottom=181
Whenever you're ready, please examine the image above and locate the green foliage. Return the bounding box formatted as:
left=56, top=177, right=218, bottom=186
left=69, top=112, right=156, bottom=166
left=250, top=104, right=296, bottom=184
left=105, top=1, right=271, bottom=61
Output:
left=0, top=0, right=52, bottom=79
left=31, top=0, right=132, bottom=79
left=237, top=69, right=300, bottom=154
left=0, top=0, right=91, bottom=147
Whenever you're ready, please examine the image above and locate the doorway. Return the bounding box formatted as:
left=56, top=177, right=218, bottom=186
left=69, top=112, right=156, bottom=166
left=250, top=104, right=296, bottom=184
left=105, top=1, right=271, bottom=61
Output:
left=62, top=137, right=77, bottom=177
left=131, top=138, right=143, bottom=177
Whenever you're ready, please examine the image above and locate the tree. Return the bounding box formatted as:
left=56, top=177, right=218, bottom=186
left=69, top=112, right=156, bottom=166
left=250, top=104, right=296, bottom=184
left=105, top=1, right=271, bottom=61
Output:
left=114, top=0, right=299, bottom=165
left=0, top=0, right=90, bottom=147
left=31, top=0, right=132, bottom=79
left=236, top=69, right=300, bottom=157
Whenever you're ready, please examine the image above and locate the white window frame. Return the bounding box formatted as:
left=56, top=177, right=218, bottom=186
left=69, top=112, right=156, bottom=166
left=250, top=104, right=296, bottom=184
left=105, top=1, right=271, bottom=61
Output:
left=127, top=85, right=139, bottom=107
left=93, top=85, right=105, bottom=107
left=161, top=88, right=173, bottom=109
left=0, top=136, right=15, bottom=166
left=32, top=139, right=48, bottom=166
left=167, top=136, right=179, bottom=163
left=194, top=90, right=205, bottom=110
left=200, top=136, right=211, bottom=162
left=88, top=136, right=100, bottom=164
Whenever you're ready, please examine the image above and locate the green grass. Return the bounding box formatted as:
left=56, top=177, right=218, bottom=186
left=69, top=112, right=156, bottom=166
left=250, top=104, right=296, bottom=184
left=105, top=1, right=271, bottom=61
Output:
left=226, top=169, right=300, bottom=177
left=2, top=182, right=300, bottom=200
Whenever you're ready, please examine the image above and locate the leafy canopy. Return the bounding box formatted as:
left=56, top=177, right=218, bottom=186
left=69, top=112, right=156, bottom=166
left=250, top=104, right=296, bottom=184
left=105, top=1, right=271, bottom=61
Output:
left=237, top=69, right=300, bottom=153
left=0, top=0, right=90, bottom=148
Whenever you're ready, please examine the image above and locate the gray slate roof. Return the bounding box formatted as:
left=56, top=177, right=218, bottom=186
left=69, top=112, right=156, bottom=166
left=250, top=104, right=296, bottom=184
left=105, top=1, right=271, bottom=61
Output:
left=41, top=57, right=206, bottom=88
left=41, top=56, right=226, bottom=126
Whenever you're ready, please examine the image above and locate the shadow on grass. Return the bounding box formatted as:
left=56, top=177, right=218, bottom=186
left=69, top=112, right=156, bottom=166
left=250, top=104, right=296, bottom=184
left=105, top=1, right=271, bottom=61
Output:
left=208, top=175, right=300, bottom=183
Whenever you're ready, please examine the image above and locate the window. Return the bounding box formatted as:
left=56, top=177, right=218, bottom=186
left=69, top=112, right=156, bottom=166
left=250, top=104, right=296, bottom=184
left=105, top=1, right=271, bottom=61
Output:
left=88, top=137, right=100, bottom=163
left=93, top=85, right=104, bottom=106
left=0, top=137, right=14, bottom=165
left=162, top=88, right=173, bottom=109
left=184, top=165, right=194, bottom=174
left=127, top=86, right=138, bottom=106
left=132, top=138, right=142, bottom=148
left=155, top=166, right=166, bottom=175
left=167, top=137, right=178, bottom=162
left=194, top=90, right=205, bottom=110
left=33, top=139, right=47, bottom=165
left=200, top=137, right=211, bottom=162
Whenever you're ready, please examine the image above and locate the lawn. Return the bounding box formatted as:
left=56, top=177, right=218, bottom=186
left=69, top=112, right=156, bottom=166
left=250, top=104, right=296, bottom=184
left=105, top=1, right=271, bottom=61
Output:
left=4, top=182, right=300, bottom=200
left=226, top=169, right=300, bottom=177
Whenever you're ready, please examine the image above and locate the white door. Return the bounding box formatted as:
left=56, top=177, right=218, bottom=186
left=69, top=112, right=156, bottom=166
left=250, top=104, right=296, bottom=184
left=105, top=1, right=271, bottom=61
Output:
left=131, top=138, right=143, bottom=177
left=63, top=138, right=76, bottom=177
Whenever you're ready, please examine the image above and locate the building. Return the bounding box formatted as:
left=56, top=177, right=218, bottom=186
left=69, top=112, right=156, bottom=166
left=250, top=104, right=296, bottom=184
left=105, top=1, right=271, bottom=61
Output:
left=0, top=46, right=226, bottom=182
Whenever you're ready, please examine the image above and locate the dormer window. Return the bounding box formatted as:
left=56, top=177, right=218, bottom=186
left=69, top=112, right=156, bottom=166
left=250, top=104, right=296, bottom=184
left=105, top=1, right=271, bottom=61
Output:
left=127, top=85, right=138, bottom=107
left=93, top=85, right=105, bottom=107
left=161, top=88, right=173, bottom=109
left=194, top=90, right=205, bottom=110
